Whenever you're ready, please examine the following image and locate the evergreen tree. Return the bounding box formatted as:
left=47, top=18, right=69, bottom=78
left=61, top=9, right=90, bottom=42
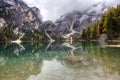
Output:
left=81, top=5, right=120, bottom=40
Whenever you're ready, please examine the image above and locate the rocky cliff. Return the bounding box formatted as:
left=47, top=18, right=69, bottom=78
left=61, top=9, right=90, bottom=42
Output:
left=0, top=0, right=42, bottom=33
left=55, top=2, right=107, bottom=35
left=0, top=0, right=44, bottom=41
left=0, top=0, right=107, bottom=41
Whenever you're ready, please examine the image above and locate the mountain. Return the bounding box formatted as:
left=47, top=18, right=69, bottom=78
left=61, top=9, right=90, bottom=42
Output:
left=0, top=0, right=44, bottom=41
left=55, top=2, right=107, bottom=34
left=41, top=2, right=107, bottom=40
left=0, top=0, right=42, bottom=33
left=0, top=0, right=108, bottom=41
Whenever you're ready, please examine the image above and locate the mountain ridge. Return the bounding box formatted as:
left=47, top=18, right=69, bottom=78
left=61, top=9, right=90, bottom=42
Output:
left=0, top=0, right=109, bottom=41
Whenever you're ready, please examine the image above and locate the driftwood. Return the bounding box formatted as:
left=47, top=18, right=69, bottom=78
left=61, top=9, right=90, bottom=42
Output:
left=104, top=45, right=120, bottom=48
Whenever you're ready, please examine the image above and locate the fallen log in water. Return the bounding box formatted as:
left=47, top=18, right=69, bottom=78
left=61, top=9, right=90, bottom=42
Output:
left=104, top=45, right=120, bottom=48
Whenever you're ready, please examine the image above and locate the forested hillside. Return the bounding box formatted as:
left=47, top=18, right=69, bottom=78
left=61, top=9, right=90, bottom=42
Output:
left=81, top=5, right=120, bottom=40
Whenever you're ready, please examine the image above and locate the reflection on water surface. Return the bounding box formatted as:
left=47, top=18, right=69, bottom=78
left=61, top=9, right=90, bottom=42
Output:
left=0, top=42, right=120, bottom=80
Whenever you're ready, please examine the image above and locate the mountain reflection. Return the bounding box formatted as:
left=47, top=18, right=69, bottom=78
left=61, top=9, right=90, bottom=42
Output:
left=0, top=42, right=120, bottom=80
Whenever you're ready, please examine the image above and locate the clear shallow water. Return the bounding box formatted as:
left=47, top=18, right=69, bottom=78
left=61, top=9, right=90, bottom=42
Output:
left=0, top=42, right=120, bottom=80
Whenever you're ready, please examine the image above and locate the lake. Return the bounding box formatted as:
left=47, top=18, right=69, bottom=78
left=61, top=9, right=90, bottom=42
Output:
left=0, top=42, right=120, bottom=80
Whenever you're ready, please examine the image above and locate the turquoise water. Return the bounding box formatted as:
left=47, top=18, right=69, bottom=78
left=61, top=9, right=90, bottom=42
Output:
left=0, top=42, right=120, bottom=80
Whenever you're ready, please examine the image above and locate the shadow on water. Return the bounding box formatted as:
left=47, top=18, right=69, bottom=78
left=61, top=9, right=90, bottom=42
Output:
left=0, top=41, right=120, bottom=80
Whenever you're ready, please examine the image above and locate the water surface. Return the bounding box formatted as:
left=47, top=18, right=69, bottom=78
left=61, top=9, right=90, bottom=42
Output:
left=0, top=42, right=120, bottom=80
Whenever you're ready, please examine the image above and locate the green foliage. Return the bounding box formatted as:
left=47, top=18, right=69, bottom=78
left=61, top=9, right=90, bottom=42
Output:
left=22, top=30, right=45, bottom=42
left=81, top=5, right=120, bottom=40
left=0, top=24, right=18, bottom=42
left=81, top=29, right=86, bottom=39
left=0, top=24, right=45, bottom=42
left=81, top=23, right=99, bottom=40
left=72, top=34, right=81, bottom=40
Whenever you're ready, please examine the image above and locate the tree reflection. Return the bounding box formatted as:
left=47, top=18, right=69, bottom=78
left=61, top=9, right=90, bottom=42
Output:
left=0, top=42, right=120, bottom=80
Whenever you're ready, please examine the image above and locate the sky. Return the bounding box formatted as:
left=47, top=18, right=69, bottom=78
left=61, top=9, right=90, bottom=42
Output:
left=23, top=0, right=120, bottom=21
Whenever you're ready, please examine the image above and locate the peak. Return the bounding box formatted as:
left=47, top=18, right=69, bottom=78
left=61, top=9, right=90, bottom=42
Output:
left=0, top=0, right=28, bottom=7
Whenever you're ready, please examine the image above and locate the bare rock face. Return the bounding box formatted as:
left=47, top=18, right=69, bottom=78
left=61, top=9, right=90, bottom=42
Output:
left=98, top=34, right=108, bottom=46
left=0, top=0, right=42, bottom=32
left=0, top=18, right=6, bottom=28
left=55, top=2, right=107, bottom=36
left=40, top=21, right=57, bottom=38
left=0, top=0, right=107, bottom=40
left=22, top=7, right=42, bottom=30
left=38, top=2, right=107, bottom=39
left=99, top=34, right=108, bottom=41
left=55, top=11, right=82, bottom=33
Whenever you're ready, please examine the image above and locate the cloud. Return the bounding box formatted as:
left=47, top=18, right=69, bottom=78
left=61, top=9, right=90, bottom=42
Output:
left=23, top=0, right=120, bottom=21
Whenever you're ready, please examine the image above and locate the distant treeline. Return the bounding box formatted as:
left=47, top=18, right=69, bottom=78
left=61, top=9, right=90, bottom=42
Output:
left=81, top=5, right=120, bottom=40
